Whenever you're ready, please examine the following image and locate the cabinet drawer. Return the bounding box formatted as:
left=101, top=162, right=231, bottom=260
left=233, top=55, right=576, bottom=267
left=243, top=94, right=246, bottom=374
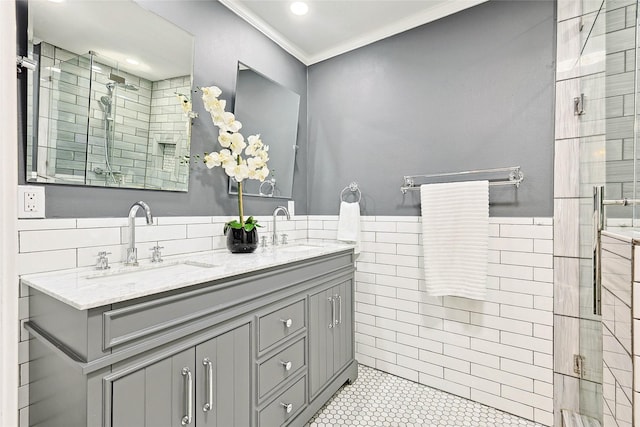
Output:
left=259, top=300, right=305, bottom=351
left=259, top=376, right=306, bottom=427
left=259, top=338, right=305, bottom=398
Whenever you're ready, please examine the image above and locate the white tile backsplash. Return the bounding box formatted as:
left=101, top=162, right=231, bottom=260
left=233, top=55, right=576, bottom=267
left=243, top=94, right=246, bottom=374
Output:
left=339, top=216, right=554, bottom=426
left=17, top=214, right=553, bottom=426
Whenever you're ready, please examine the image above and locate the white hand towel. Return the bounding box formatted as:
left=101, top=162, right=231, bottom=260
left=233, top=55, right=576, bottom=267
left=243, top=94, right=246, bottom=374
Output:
left=421, top=181, right=489, bottom=300
left=337, top=201, right=361, bottom=254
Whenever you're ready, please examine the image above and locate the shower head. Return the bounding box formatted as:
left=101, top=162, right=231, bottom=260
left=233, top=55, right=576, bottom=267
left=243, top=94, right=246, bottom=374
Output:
left=99, top=95, right=113, bottom=121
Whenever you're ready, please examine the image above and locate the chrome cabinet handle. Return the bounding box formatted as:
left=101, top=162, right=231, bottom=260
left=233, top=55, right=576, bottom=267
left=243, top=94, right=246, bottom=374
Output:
left=337, top=294, right=342, bottom=326
left=281, top=318, right=293, bottom=328
left=181, top=367, right=193, bottom=425
left=328, top=297, right=335, bottom=329
left=280, top=360, right=292, bottom=371
left=281, top=402, right=293, bottom=414
left=202, top=358, right=213, bottom=412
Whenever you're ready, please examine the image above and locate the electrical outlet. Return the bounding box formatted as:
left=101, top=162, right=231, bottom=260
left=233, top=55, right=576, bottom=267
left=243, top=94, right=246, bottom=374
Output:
left=24, top=191, right=37, bottom=212
left=18, top=185, right=45, bottom=219
left=287, top=200, right=295, bottom=217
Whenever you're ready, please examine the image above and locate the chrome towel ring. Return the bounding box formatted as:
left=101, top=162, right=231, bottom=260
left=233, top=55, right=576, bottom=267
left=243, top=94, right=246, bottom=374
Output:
left=340, top=182, right=361, bottom=203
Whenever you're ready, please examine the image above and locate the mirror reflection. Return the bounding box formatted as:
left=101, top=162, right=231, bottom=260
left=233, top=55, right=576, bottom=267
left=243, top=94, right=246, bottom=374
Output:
left=229, top=63, right=300, bottom=199
left=26, top=0, right=194, bottom=191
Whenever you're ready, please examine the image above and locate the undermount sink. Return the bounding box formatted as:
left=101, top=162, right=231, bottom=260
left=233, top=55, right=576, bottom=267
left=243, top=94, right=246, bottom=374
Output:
left=274, top=244, right=321, bottom=253
left=86, top=260, right=221, bottom=280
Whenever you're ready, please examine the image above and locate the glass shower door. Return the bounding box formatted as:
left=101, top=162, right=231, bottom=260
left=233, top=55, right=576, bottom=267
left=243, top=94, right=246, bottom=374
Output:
left=36, top=47, right=92, bottom=183
left=575, top=0, right=608, bottom=422
left=584, top=0, right=638, bottom=423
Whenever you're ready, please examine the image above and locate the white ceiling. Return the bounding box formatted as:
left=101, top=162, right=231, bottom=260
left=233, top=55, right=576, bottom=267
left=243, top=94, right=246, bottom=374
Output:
left=219, top=0, right=488, bottom=65
left=30, top=0, right=193, bottom=82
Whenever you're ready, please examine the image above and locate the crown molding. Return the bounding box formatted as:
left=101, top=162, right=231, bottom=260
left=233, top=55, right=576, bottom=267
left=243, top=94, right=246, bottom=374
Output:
left=219, top=0, right=489, bottom=66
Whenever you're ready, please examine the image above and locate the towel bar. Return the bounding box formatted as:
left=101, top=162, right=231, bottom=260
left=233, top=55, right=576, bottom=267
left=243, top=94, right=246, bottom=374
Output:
left=400, top=166, right=524, bottom=194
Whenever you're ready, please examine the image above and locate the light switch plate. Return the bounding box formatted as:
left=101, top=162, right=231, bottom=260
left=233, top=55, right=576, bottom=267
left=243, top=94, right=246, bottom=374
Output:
left=18, top=185, right=45, bottom=219
left=287, top=200, right=295, bottom=217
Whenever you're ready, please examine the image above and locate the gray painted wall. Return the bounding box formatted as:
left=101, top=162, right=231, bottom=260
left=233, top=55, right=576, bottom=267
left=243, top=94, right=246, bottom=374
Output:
left=17, top=0, right=308, bottom=218
left=18, top=0, right=555, bottom=219
left=307, top=0, right=555, bottom=217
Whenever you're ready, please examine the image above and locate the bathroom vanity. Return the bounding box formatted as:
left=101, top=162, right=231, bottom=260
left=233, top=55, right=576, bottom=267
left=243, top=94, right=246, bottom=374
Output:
left=22, top=243, right=357, bottom=427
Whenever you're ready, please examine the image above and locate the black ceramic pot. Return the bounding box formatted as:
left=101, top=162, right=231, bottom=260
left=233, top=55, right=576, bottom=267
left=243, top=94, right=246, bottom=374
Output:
left=225, top=227, right=258, bottom=253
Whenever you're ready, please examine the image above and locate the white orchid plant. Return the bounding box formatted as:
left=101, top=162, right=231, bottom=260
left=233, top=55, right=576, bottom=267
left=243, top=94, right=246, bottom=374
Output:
left=200, top=86, right=270, bottom=233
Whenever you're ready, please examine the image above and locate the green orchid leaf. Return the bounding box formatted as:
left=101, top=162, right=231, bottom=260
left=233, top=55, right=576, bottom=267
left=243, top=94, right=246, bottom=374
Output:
left=244, top=223, right=255, bottom=232
left=224, top=220, right=243, bottom=234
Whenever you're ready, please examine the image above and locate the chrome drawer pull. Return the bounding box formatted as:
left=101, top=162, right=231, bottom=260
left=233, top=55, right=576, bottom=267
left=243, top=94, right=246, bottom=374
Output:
left=337, top=294, right=342, bottom=325
left=181, top=367, right=193, bottom=425
left=281, top=402, right=293, bottom=414
left=202, top=358, right=213, bottom=412
left=328, top=297, right=335, bottom=329
left=334, top=294, right=340, bottom=326
left=280, top=360, right=293, bottom=371
left=281, top=318, right=293, bottom=328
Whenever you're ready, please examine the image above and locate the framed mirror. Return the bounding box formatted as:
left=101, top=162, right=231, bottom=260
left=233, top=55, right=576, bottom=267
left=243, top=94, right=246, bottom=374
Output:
left=229, top=62, right=300, bottom=199
left=25, top=0, right=194, bottom=191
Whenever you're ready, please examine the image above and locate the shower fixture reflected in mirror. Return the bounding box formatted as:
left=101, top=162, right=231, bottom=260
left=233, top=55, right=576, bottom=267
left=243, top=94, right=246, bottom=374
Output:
left=25, top=0, right=195, bottom=191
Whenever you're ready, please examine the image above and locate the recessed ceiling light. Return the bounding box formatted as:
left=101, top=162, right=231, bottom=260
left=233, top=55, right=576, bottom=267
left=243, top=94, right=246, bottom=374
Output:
left=125, top=58, right=139, bottom=65
left=48, top=0, right=65, bottom=3
left=290, top=1, right=308, bottom=16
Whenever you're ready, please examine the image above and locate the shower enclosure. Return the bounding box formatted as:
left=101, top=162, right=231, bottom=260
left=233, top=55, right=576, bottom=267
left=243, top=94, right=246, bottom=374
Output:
left=562, top=0, right=639, bottom=425
left=27, top=45, right=191, bottom=190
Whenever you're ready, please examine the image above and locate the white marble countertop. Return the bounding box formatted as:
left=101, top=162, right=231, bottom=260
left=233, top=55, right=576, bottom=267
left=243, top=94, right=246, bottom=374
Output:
left=21, top=241, right=354, bottom=310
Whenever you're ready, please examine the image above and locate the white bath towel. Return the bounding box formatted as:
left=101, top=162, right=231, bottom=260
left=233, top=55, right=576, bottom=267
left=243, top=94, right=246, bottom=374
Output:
left=337, top=201, right=361, bottom=254
left=421, top=181, right=489, bottom=300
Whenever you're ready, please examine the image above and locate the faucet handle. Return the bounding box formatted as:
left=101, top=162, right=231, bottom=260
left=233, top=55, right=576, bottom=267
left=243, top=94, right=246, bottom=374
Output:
left=260, top=236, right=268, bottom=249
left=281, top=233, right=288, bottom=245
left=150, top=245, right=164, bottom=263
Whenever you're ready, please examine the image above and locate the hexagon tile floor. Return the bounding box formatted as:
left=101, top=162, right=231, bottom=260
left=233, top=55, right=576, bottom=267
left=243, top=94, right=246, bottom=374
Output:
left=305, top=365, right=544, bottom=427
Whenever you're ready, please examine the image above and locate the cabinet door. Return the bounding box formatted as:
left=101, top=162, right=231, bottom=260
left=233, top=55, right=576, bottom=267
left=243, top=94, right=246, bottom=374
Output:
left=195, top=324, right=250, bottom=427
left=333, top=280, right=353, bottom=375
left=309, top=287, right=335, bottom=398
left=111, top=348, right=196, bottom=427
left=309, top=279, right=354, bottom=399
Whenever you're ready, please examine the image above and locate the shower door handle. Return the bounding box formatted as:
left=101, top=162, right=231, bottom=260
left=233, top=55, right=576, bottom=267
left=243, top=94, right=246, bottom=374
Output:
left=593, top=185, right=603, bottom=316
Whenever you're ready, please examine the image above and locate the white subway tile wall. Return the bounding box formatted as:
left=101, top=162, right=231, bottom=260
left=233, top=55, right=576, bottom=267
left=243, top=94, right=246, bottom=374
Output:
left=308, top=216, right=554, bottom=426
left=17, top=215, right=552, bottom=426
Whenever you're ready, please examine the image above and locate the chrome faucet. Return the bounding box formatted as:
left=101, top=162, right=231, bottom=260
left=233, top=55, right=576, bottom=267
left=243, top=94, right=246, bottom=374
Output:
left=125, top=201, right=153, bottom=266
left=272, top=206, right=290, bottom=246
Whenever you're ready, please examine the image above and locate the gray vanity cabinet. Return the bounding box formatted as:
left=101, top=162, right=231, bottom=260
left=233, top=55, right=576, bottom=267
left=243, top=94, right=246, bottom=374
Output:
left=308, top=279, right=353, bottom=399
left=26, top=249, right=357, bottom=427
left=109, top=325, right=250, bottom=427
